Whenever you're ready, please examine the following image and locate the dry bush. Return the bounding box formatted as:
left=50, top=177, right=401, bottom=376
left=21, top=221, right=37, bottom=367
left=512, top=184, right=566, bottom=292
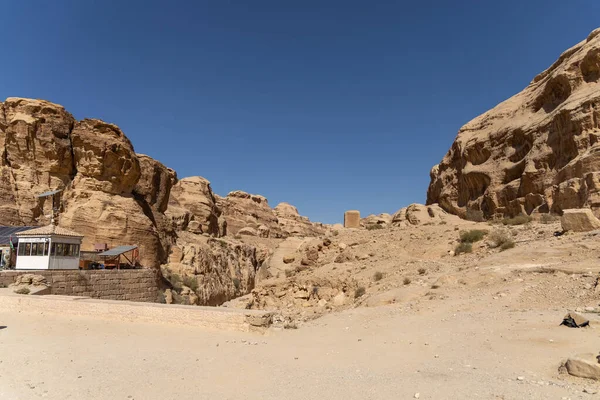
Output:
left=466, top=209, right=485, bottom=222
left=403, top=277, right=412, bottom=285
left=366, top=224, right=384, bottom=230
left=418, top=268, right=427, bottom=275
left=540, top=213, right=559, bottom=224
left=500, top=240, right=516, bottom=251
left=460, top=229, right=488, bottom=243
left=354, top=287, right=366, bottom=298
left=488, top=230, right=513, bottom=249
left=502, top=214, right=532, bottom=226
left=454, top=242, right=472, bottom=255
left=373, top=271, right=384, bottom=281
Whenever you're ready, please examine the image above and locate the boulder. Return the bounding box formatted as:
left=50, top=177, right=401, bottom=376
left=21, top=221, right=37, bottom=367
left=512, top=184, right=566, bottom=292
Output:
left=565, top=355, right=600, bottom=380
left=257, top=225, right=270, bottom=238
left=238, top=227, right=258, bottom=236
left=283, top=255, right=295, bottom=264
left=427, top=29, right=600, bottom=219
left=561, top=208, right=600, bottom=232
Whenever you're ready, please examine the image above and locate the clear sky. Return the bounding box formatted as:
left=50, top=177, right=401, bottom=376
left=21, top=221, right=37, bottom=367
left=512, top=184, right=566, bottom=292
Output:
left=1, top=1, right=598, bottom=223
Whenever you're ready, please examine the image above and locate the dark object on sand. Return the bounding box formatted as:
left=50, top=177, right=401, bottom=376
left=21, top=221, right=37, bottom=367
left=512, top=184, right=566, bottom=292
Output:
left=553, top=231, right=565, bottom=237
left=560, top=312, right=589, bottom=328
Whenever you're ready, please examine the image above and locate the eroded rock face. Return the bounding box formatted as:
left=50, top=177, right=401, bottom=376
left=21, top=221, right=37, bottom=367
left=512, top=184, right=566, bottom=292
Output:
left=71, top=119, right=140, bottom=195
left=274, top=202, right=326, bottom=237
left=392, top=204, right=452, bottom=226
left=0, top=97, right=173, bottom=268
left=1, top=98, right=75, bottom=223
left=216, top=191, right=284, bottom=238
left=167, top=177, right=220, bottom=236
left=134, top=154, right=177, bottom=213
left=161, top=233, right=258, bottom=306
left=428, top=28, right=600, bottom=219
left=0, top=96, right=322, bottom=307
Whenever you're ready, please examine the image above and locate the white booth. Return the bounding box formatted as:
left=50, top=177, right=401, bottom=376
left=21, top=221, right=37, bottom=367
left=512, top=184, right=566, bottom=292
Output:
left=15, top=225, right=84, bottom=270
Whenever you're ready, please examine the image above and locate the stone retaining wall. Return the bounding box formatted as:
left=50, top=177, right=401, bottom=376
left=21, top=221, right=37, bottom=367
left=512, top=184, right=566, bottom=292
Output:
left=0, top=269, right=160, bottom=302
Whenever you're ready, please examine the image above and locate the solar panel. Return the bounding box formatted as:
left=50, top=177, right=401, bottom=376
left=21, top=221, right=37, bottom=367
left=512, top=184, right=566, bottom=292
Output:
left=0, top=226, right=36, bottom=246
left=98, top=245, right=138, bottom=257
left=37, top=189, right=62, bottom=198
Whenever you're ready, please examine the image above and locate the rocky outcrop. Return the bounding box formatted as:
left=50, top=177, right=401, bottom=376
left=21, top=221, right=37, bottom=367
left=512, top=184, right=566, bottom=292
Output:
left=428, top=28, right=600, bottom=219
left=392, top=204, right=453, bottom=226
left=361, top=213, right=392, bottom=229
left=274, top=202, right=326, bottom=237
left=167, top=177, right=220, bottom=236
left=216, top=191, right=284, bottom=238
left=161, top=232, right=258, bottom=306
left=134, top=154, right=177, bottom=213
left=0, top=96, right=323, bottom=305
left=1, top=98, right=75, bottom=224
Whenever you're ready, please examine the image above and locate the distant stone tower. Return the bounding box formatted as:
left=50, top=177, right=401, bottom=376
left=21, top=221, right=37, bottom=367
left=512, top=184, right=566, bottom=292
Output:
left=344, top=210, right=361, bottom=228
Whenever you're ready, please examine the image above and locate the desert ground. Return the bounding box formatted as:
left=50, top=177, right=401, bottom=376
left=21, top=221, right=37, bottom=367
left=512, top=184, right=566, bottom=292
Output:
left=2, top=215, right=600, bottom=400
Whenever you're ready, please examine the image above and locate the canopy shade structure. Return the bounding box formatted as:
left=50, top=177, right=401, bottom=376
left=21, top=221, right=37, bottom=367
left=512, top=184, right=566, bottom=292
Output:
left=97, top=245, right=140, bottom=269
left=0, top=226, right=36, bottom=246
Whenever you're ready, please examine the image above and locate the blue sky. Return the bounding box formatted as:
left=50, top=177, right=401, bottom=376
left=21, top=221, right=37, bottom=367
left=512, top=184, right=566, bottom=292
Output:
left=1, top=1, right=598, bottom=223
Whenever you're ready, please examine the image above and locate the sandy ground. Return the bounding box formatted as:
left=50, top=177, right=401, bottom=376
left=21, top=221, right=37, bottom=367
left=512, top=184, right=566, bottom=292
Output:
left=2, top=218, right=600, bottom=399
left=1, top=293, right=599, bottom=400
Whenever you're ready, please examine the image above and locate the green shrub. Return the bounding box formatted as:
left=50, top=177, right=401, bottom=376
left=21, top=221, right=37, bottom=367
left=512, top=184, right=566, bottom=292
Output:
left=182, top=275, right=198, bottom=291
left=502, top=214, right=532, bottom=226
left=373, top=271, right=384, bottom=281
left=232, top=278, right=241, bottom=290
left=500, top=240, right=516, bottom=251
left=354, top=287, right=366, bottom=298
left=459, top=229, right=488, bottom=243
left=169, top=273, right=183, bottom=290
left=14, top=287, right=30, bottom=295
left=454, top=242, right=473, bottom=255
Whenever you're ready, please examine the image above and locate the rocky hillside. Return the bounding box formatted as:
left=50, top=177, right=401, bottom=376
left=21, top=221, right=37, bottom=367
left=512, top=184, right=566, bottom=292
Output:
left=0, top=97, right=325, bottom=304
left=428, top=28, right=600, bottom=219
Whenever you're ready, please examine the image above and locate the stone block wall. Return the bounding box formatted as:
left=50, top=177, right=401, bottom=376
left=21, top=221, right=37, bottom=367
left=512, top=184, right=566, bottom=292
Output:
left=0, top=269, right=160, bottom=302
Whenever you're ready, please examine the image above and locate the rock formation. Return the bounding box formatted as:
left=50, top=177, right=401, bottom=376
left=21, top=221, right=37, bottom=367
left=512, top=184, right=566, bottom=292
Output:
left=0, top=96, right=324, bottom=305
left=428, top=28, right=600, bottom=219
left=216, top=191, right=284, bottom=238
left=274, top=202, right=326, bottom=236
left=391, top=204, right=454, bottom=226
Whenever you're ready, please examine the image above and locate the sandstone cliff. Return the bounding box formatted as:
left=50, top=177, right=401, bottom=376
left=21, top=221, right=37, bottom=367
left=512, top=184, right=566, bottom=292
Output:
left=428, top=28, right=600, bottom=219
left=0, top=96, right=323, bottom=305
